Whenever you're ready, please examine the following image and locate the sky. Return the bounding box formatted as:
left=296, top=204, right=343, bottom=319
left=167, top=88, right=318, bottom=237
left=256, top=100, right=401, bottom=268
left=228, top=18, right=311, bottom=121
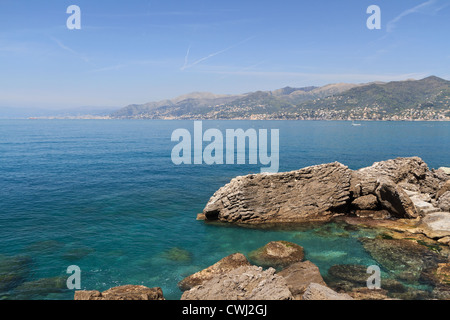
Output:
left=0, top=0, right=449, bottom=109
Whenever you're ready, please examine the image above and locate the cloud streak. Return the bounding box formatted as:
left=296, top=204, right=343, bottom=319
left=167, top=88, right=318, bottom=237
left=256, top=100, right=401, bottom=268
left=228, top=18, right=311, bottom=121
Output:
left=387, top=0, right=444, bottom=33
left=50, top=37, right=91, bottom=63
left=180, top=37, right=254, bottom=71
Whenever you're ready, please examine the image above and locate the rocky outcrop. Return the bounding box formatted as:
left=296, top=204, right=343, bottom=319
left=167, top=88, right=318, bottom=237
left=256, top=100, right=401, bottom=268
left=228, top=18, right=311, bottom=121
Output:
left=350, top=157, right=448, bottom=218
left=181, top=266, right=293, bottom=300
left=277, top=261, right=327, bottom=299
left=248, top=241, right=304, bottom=270
left=436, top=180, right=450, bottom=199
left=438, top=192, right=450, bottom=212
left=202, top=162, right=353, bottom=224
left=201, top=157, right=449, bottom=229
left=301, top=283, right=353, bottom=300
left=178, top=253, right=251, bottom=291
left=352, top=157, right=447, bottom=198
left=74, top=285, right=165, bottom=300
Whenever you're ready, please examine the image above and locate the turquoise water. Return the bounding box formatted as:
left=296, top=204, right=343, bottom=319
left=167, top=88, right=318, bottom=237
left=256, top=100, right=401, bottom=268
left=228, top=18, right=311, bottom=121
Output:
left=0, top=120, right=449, bottom=300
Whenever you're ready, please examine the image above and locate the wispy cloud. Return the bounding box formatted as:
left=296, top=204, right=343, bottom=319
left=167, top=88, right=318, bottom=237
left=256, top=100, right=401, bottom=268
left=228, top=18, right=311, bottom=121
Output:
left=387, top=0, right=446, bottom=33
left=181, top=45, right=192, bottom=71
left=50, top=37, right=91, bottom=63
left=180, top=37, right=254, bottom=71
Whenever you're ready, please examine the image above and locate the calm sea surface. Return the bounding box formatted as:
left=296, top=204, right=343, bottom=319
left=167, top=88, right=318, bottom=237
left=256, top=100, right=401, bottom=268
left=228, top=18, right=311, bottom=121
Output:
left=0, top=120, right=449, bottom=299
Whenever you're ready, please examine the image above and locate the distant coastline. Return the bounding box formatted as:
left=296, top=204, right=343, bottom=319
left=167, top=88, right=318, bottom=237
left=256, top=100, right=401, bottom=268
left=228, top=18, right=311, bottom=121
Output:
left=23, top=117, right=450, bottom=121
left=3, top=76, right=449, bottom=121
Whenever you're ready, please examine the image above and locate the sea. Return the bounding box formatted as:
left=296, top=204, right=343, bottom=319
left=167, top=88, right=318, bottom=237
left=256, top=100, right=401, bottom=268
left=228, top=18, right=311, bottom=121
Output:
left=0, top=120, right=449, bottom=300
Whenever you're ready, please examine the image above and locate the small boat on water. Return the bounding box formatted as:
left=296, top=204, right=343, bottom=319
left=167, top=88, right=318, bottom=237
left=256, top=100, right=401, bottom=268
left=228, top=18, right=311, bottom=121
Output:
left=352, top=121, right=362, bottom=126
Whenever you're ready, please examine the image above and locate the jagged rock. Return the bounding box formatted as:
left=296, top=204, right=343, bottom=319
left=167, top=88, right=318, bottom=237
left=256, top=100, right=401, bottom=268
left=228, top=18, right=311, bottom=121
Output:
left=351, top=157, right=448, bottom=207
left=302, top=283, right=353, bottom=300
left=351, top=194, right=378, bottom=211
left=178, top=253, right=251, bottom=291
left=351, top=157, right=428, bottom=195
left=181, top=266, right=293, bottom=300
left=248, top=241, right=304, bottom=270
left=411, top=193, right=441, bottom=215
left=202, top=162, right=353, bottom=224
left=277, top=261, right=326, bottom=298
left=375, top=178, right=419, bottom=218
left=438, top=191, right=450, bottom=212
left=74, top=285, right=165, bottom=300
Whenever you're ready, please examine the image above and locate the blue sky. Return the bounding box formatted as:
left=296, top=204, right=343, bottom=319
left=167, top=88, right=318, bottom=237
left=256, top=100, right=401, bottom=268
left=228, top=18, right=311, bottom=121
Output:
left=0, top=0, right=449, bottom=109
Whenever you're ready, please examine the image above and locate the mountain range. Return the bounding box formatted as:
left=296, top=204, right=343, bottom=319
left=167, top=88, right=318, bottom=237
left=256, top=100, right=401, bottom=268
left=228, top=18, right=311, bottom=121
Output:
left=111, top=76, right=450, bottom=121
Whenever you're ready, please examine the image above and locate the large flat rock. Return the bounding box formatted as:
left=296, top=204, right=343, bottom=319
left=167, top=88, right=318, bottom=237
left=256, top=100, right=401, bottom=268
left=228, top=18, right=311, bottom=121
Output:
left=420, top=212, right=450, bottom=239
left=203, top=162, right=353, bottom=224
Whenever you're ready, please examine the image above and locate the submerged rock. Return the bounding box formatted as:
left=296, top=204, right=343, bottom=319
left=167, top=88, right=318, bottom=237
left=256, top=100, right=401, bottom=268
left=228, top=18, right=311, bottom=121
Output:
left=25, top=240, right=65, bottom=254
left=348, top=287, right=390, bottom=300
left=421, top=263, right=450, bottom=286
left=178, top=253, right=250, bottom=291
left=326, top=264, right=370, bottom=289
left=0, top=255, right=32, bottom=293
left=14, top=276, right=67, bottom=298
left=161, top=247, right=192, bottom=263
left=181, top=266, right=293, bottom=300
left=360, top=238, right=446, bottom=283
left=248, top=241, right=304, bottom=270
left=75, top=285, right=165, bottom=300
left=62, top=247, right=95, bottom=262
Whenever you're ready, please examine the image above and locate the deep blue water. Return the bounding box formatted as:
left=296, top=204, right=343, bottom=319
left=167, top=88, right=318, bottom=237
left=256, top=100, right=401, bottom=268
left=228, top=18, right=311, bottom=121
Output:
left=0, top=120, right=449, bottom=300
